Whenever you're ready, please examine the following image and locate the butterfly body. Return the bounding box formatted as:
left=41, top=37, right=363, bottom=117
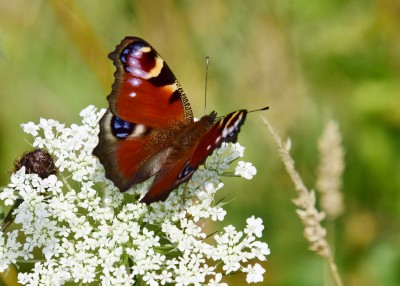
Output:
left=93, top=37, right=247, bottom=204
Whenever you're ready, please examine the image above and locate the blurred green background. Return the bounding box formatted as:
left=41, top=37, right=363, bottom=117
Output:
left=1, top=1, right=400, bottom=285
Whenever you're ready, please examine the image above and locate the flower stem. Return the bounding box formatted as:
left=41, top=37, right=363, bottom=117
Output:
left=1, top=198, right=23, bottom=232
left=328, top=256, right=344, bottom=286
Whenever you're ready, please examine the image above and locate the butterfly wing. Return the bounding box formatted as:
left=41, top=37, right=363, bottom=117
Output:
left=93, top=37, right=193, bottom=191
left=108, top=37, right=193, bottom=126
left=189, top=110, right=247, bottom=168
left=93, top=110, right=175, bottom=190
left=140, top=110, right=247, bottom=204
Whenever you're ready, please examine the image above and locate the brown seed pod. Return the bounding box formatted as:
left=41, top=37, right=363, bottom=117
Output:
left=13, top=149, right=57, bottom=179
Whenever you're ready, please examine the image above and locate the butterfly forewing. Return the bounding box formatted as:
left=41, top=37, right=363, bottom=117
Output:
left=108, top=37, right=193, bottom=128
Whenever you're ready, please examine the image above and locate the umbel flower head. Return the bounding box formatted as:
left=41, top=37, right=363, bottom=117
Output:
left=0, top=106, right=270, bottom=285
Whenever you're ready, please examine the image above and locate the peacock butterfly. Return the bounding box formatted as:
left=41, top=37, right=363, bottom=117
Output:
left=93, top=37, right=247, bottom=204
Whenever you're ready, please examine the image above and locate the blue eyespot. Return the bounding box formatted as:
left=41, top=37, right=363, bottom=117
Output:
left=111, top=116, right=134, bottom=139
left=178, top=162, right=193, bottom=179
left=120, top=41, right=148, bottom=64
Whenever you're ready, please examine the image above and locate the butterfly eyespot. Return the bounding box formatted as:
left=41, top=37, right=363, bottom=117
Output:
left=111, top=116, right=149, bottom=139
left=120, top=47, right=134, bottom=64
left=111, top=116, right=134, bottom=139
left=120, top=42, right=150, bottom=71
left=121, top=41, right=147, bottom=56
left=127, top=41, right=149, bottom=52
left=178, top=162, right=193, bottom=180
left=120, top=49, right=129, bottom=63
left=228, top=127, right=239, bottom=138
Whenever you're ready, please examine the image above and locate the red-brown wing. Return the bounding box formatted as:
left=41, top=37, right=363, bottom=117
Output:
left=108, top=37, right=193, bottom=128
left=139, top=144, right=198, bottom=204
left=140, top=110, right=247, bottom=204
left=190, top=110, right=247, bottom=167
left=93, top=37, right=194, bottom=191
left=139, top=116, right=213, bottom=204
left=93, top=110, right=175, bottom=191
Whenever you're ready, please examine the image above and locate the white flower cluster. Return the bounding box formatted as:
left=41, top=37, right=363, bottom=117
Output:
left=0, top=106, right=270, bottom=285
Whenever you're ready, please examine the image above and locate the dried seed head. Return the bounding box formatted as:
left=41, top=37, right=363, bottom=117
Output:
left=13, top=148, right=57, bottom=179
left=316, top=120, right=345, bottom=218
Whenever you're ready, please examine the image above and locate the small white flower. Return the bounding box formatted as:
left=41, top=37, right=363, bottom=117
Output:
left=244, top=216, right=264, bottom=238
left=230, top=143, right=245, bottom=157
left=211, top=207, right=226, bottom=221
left=143, top=271, right=159, bottom=286
left=243, top=263, right=266, bottom=283
left=235, top=161, right=257, bottom=179
left=0, top=187, right=17, bottom=206
left=9, top=167, right=27, bottom=190
left=208, top=273, right=228, bottom=286
left=159, top=270, right=173, bottom=285
left=21, top=121, right=40, bottom=136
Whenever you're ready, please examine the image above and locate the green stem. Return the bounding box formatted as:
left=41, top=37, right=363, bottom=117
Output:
left=1, top=198, right=24, bottom=232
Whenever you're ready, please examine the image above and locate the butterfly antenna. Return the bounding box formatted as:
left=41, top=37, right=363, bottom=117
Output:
left=248, top=106, right=270, bottom=113
left=204, top=56, right=210, bottom=114
left=214, top=106, right=269, bottom=121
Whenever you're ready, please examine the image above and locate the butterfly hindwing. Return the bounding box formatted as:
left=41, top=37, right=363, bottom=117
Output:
left=139, top=110, right=247, bottom=204
left=139, top=114, right=215, bottom=203
left=93, top=110, right=166, bottom=190
left=190, top=110, right=247, bottom=168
